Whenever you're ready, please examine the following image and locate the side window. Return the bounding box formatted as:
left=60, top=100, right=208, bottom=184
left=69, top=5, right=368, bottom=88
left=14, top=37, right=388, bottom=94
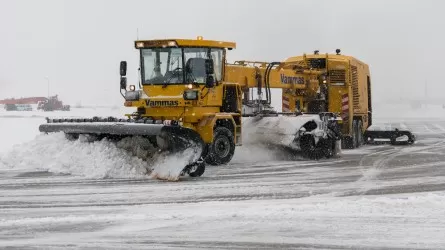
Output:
left=183, top=48, right=223, bottom=84
left=184, top=48, right=207, bottom=84
left=211, top=49, right=223, bottom=81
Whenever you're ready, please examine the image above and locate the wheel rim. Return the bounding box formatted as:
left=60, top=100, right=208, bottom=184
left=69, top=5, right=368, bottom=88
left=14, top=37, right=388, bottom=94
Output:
left=214, top=137, right=230, bottom=158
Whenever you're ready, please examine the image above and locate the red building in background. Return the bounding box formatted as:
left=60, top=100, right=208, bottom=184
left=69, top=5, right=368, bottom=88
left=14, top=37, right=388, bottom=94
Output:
left=0, top=95, right=70, bottom=111
left=0, top=97, right=47, bottom=105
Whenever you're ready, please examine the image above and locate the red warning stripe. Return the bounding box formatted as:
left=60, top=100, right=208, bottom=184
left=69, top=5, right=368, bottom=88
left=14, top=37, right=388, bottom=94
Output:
left=282, top=95, right=290, bottom=112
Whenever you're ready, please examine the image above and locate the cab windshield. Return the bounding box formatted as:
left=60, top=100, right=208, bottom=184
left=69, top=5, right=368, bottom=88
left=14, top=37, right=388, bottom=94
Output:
left=141, top=47, right=223, bottom=85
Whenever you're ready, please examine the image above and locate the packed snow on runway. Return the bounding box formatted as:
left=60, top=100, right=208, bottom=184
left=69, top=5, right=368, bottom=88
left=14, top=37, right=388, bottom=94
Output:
left=1, top=104, right=445, bottom=249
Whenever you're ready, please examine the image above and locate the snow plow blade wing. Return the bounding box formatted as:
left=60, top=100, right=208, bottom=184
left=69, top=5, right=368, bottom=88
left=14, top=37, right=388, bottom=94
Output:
left=364, top=125, right=415, bottom=145
left=39, top=122, right=165, bottom=136
left=39, top=117, right=204, bottom=151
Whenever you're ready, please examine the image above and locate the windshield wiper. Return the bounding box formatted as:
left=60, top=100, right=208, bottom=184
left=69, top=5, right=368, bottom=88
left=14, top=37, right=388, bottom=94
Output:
left=163, top=68, right=183, bottom=88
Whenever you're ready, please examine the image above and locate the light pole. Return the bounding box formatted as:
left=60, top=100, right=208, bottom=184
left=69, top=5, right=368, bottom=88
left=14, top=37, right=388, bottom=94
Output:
left=44, top=76, right=50, bottom=98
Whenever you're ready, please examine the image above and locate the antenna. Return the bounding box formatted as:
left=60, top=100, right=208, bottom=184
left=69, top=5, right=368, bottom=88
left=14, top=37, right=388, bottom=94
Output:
left=137, top=28, right=139, bottom=40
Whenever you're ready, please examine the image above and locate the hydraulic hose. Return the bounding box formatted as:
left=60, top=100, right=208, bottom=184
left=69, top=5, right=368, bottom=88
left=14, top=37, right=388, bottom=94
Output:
left=264, top=62, right=281, bottom=105
left=264, top=64, right=272, bottom=105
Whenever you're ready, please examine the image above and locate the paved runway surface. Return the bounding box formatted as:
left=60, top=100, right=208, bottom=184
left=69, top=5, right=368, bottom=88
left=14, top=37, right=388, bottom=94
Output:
left=1, top=117, right=445, bottom=249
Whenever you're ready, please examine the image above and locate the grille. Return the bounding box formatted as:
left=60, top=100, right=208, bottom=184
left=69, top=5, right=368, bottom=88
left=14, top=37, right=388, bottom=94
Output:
left=307, top=58, right=326, bottom=69
left=351, top=65, right=360, bottom=110
left=330, top=70, right=345, bottom=85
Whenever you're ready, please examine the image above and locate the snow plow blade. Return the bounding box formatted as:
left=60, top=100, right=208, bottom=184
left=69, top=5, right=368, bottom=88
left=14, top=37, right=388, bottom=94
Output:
left=364, top=125, right=415, bottom=145
left=39, top=117, right=205, bottom=176
left=243, top=113, right=342, bottom=160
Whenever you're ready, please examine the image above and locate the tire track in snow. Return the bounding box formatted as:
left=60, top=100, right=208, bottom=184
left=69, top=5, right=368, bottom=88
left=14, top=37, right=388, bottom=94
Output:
left=351, top=125, right=445, bottom=195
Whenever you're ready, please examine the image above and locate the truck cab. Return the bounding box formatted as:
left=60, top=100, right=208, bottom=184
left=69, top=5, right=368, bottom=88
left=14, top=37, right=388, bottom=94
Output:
left=121, top=37, right=242, bottom=165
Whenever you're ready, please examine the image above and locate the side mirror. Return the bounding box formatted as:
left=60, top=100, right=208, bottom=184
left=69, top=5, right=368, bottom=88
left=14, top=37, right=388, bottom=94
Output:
left=205, top=75, right=215, bottom=88
left=120, top=61, right=127, bottom=76
left=205, top=59, right=214, bottom=75
left=120, top=77, right=127, bottom=90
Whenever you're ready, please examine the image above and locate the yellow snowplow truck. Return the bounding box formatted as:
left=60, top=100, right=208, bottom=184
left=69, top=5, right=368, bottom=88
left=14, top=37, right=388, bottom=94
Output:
left=40, top=37, right=244, bottom=177
left=39, top=37, right=342, bottom=177
left=39, top=37, right=413, bottom=178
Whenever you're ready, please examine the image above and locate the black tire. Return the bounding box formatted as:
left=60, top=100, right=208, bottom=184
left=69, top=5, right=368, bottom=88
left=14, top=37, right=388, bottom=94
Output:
left=352, top=120, right=358, bottom=149
left=65, top=133, right=79, bottom=141
left=390, top=135, right=397, bottom=145
left=204, top=126, right=235, bottom=166
left=407, top=135, right=415, bottom=145
left=189, top=162, right=205, bottom=177
left=365, top=136, right=373, bottom=144
left=341, top=135, right=353, bottom=149
left=357, top=120, right=364, bottom=147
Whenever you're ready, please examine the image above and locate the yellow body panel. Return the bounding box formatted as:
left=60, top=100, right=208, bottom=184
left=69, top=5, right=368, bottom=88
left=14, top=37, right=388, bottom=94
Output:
left=197, top=113, right=239, bottom=144
left=126, top=83, right=236, bottom=144
left=225, top=62, right=320, bottom=90
left=138, top=85, right=225, bottom=108
left=285, top=53, right=371, bottom=136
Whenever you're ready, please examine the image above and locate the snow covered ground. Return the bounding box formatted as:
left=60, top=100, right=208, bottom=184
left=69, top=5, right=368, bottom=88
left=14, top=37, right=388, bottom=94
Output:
left=1, top=104, right=445, bottom=249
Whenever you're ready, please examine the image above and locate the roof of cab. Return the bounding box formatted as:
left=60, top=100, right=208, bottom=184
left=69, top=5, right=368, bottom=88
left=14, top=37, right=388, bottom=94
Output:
left=285, top=54, right=367, bottom=66
left=134, top=38, right=236, bottom=49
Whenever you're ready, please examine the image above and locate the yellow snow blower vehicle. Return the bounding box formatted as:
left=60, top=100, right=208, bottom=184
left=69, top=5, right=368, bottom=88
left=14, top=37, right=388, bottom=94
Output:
left=38, top=37, right=344, bottom=177
left=40, top=37, right=243, bottom=177
left=225, top=49, right=414, bottom=153
left=39, top=37, right=413, bottom=178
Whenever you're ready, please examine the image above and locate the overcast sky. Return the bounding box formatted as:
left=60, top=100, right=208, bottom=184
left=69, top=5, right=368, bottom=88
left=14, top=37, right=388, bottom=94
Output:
left=1, top=0, right=443, bottom=106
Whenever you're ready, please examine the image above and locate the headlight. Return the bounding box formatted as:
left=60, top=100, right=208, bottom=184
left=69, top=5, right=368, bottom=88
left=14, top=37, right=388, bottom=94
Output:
left=125, top=90, right=140, bottom=101
left=136, top=42, right=144, bottom=48
left=183, top=90, right=198, bottom=100
left=129, top=85, right=136, bottom=91
left=167, top=41, right=177, bottom=47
